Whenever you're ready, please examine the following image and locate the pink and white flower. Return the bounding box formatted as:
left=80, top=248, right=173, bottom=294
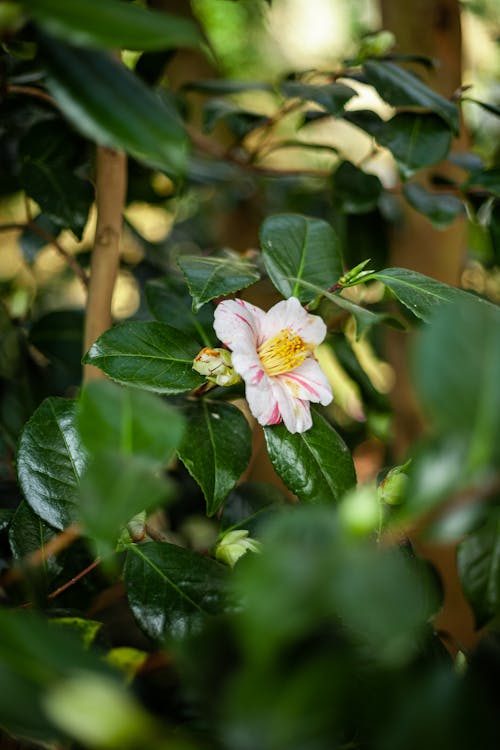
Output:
left=213, top=297, right=333, bottom=433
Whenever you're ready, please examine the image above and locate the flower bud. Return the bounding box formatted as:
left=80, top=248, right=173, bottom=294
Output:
left=377, top=461, right=411, bottom=506
left=215, top=529, right=262, bottom=568
left=338, top=484, right=380, bottom=536
left=193, top=347, right=241, bottom=386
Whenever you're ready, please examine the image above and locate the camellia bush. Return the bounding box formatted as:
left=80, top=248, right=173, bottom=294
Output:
left=0, top=1, right=500, bottom=749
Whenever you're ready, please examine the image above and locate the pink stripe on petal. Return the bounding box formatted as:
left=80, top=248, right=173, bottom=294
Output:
left=285, top=373, right=320, bottom=398
left=266, top=401, right=282, bottom=425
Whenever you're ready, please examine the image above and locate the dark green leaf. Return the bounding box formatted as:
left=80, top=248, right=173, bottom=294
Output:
left=488, top=200, right=500, bottom=266
left=341, top=108, right=384, bottom=134
left=463, top=98, right=500, bottom=118
left=260, top=213, right=342, bottom=303
left=376, top=113, right=452, bottom=177
left=25, top=0, right=201, bottom=51
left=145, top=275, right=215, bottom=345
left=403, top=183, right=463, bottom=228
left=29, top=309, right=84, bottom=370
left=177, top=401, right=252, bottom=516
left=80, top=453, right=171, bottom=553
left=78, top=380, right=185, bottom=465
left=177, top=253, right=260, bottom=312
left=19, top=214, right=61, bottom=263
left=82, top=321, right=204, bottom=394
left=367, top=267, right=498, bottom=322
left=412, top=296, right=500, bottom=466
left=363, top=60, right=459, bottom=134
left=17, top=397, right=87, bottom=529
left=332, top=161, right=382, bottom=214
left=125, top=541, right=228, bottom=640
left=0, top=301, right=21, bottom=380
left=457, top=511, right=500, bottom=628
left=221, top=481, right=286, bottom=534
left=280, top=81, right=356, bottom=115
left=19, top=120, right=93, bottom=238
left=264, top=410, right=356, bottom=504
left=0, top=509, right=13, bottom=532
left=466, top=168, right=500, bottom=198
left=9, top=501, right=62, bottom=581
left=38, top=34, right=187, bottom=175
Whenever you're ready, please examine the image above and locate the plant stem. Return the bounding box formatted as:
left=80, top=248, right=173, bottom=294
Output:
left=83, top=145, right=127, bottom=381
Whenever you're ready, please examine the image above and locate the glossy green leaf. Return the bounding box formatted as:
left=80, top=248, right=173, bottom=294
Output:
left=83, top=321, right=204, bottom=394
left=457, top=512, right=500, bottom=628
left=78, top=381, right=185, bottom=465
left=403, top=183, right=463, bottom=228
left=25, top=0, right=201, bottom=51
left=363, top=60, right=459, bottom=134
left=38, top=34, right=187, bottom=175
left=17, top=397, right=87, bottom=529
left=178, top=253, right=260, bottom=312
left=332, top=161, right=382, bottom=214
left=145, top=275, right=214, bottom=345
left=376, top=113, right=452, bottom=177
left=80, top=452, right=171, bottom=553
left=280, top=81, right=356, bottom=115
left=19, top=120, right=93, bottom=238
left=125, top=541, right=228, bottom=640
left=260, top=214, right=342, bottom=303
left=367, top=267, right=497, bottom=322
left=264, top=410, right=356, bottom=504
left=177, top=401, right=252, bottom=516
left=9, top=501, right=62, bottom=581
left=412, top=296, right=500, bottom=467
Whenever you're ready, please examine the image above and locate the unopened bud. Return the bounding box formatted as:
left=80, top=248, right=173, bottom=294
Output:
left=359, top=30, right=396, bottom=59
left=338, top=484, right=380, bottom=536
left=377, top=461, right=411, bottom=506
left=215, top=529, right=262, bottom=567
left=193, top=347, right=241, bottom=386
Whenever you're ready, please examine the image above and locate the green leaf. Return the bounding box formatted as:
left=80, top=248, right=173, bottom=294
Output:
left=82, top=321, right=204, bottom=394
left=183, top=79, right=273, bottom=95
left=403, top=183, right=463, bottom=228
left=367, top=267, right=498, bottom=322
left=17, top=397, right=87, bottom=529
left=457, top=512, right=500, bottom=628
left=9, top=501, right=62, bottom=581
left=19, top=120, right=93, bottom=238
left=145, top=275, right=215, bottom=346
left=37, top=34, right=188, bottom=176
left=125, top=541, right=228, bottom=640
left=463, top=98, right=500, bottom=118
left=264, top=410, right=356, bottom=504
left=78, top=380, right=185, bottom=465
left=29, top=309, right=84, bottom=384
left=80, top=452, right=171, bottom=554
left=260, top=213, right=342, bottom=303
left=177, top=253, right=260, bottom=312
left=25, top=0, right=201, bottom=51
left=363, top=60, right=459, bottom=134
left=376, top=113, right=452, bottom=177
left=332, top=161, right=382, bottom=214
left=412, top=295, right=500, bottom=467
left=466, top=168, right=500, bottom=198
left=0, top=301, right=21, bottom=380
left=177, top=401, right=252, bottom=516
left=280, top=81, right=356, bottom=115
left=202, top=98, right=266, bottom=138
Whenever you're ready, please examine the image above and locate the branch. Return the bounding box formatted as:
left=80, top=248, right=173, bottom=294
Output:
left=83, top=146, right=127, bottom=381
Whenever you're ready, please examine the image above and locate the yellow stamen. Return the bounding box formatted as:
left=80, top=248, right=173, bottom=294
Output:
left=257, top=328, right=310, bottom=376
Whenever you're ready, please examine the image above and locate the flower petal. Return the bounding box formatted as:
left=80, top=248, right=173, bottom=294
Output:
left=262, top=297, right=326, bottom=345
left=273, top=380, right=312, bottom=433
left=246, top=375, right=282, bottom=426
left=279, top=358, right=333, bottom=405
left=232, top=351, right=265, bottom=385
left=213, top=299, right=265, bottom=352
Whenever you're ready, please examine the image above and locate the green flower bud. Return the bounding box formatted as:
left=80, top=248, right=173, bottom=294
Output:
left=377, top=461, right=411, bottom=506
left=359, top=30, right=396, bottom=59
left=215, top=529, right=262, bottom=568
left=338, top=484, right=380, bottom=536
left=193, top=347, right=241, bottom=386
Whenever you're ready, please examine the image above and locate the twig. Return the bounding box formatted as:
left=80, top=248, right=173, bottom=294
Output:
left=0, top=220, right=89, bottom=289
left=6, top=84, right=56, bottom=107
left=83, top=145, right=127, bottom=381
left=0, top=523, right=82, bottom=588
left=47, top=557, right=101, bottom=600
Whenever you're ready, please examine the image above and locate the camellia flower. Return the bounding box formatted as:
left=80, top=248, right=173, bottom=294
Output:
left=213, top=297, right=333, bottom=433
